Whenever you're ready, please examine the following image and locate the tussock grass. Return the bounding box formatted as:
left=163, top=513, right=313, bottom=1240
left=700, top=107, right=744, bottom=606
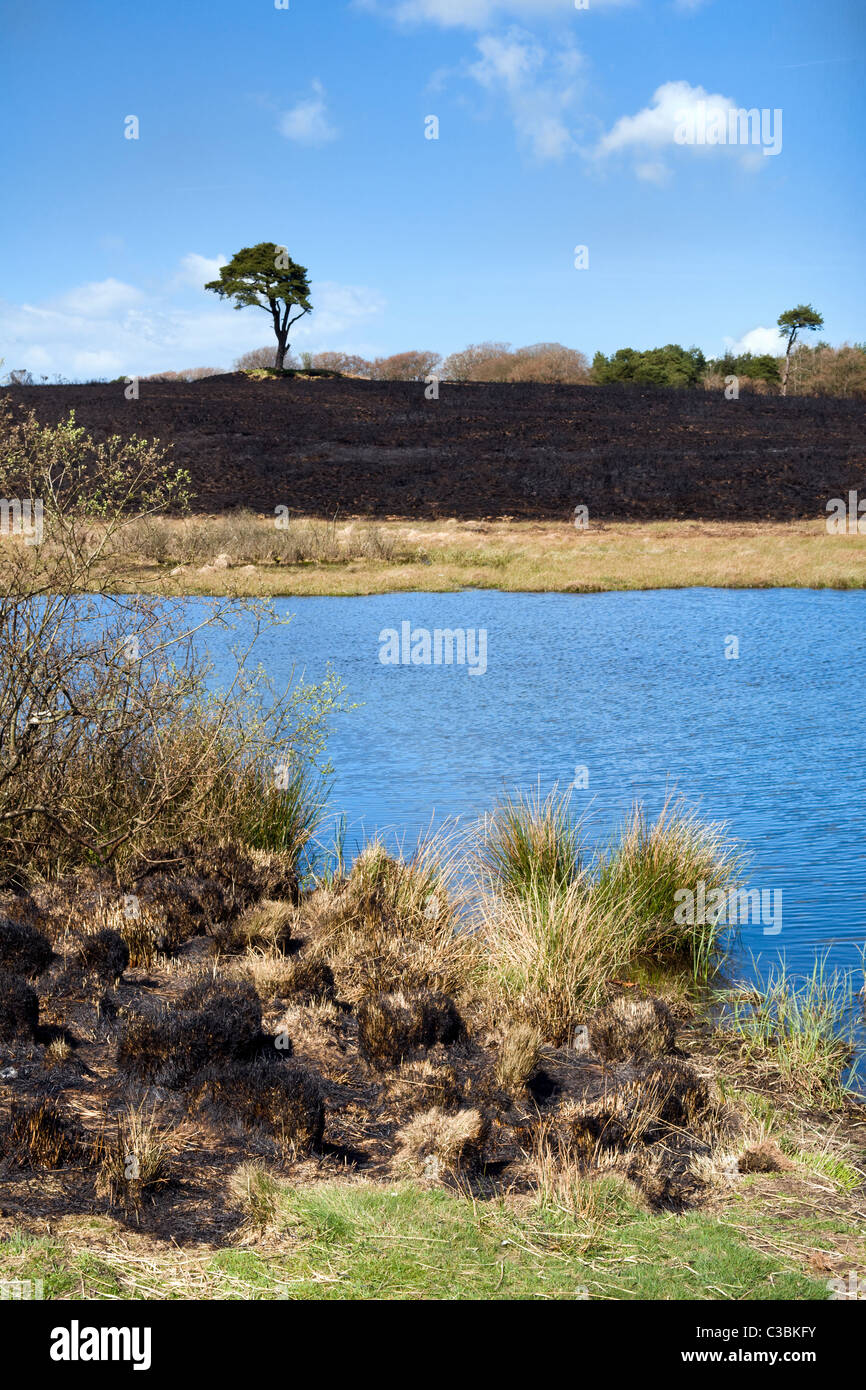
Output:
left=592, top=801, right=744, bottom=974
left=495, top=1021, right=543, bottom=1094
left=475, top=794, right=743, bottom=1043
left=98, top=1105, right=174, bottom=1214
left=310, top=834, right=479, bottom=1003
left=394, top=1107, right=489, bottom=1178
left=230, top=1163, right=283, bottom=1239
left=478, top=878, right=640, bottom=1044
left=478, top=785, right=581, bottom=898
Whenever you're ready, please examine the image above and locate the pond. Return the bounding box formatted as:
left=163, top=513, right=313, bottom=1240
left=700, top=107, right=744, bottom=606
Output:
left=204, top=586, right=866, bottom=1062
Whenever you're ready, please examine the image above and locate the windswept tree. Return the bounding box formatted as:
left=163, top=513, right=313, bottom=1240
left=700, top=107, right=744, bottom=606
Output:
left=777, top=303, right=824, bottom=396
left=206, top=244, right=312, bottom=371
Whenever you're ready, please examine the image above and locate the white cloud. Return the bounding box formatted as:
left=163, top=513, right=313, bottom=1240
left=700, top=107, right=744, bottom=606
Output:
left=278, top=80, right=338, bottom=145
left=596, top=80, right=778, bottom=178
left=467, top=29, right=583, bottom=160
left=723, top=326, right=785, bottom=357
left=53, top=278, right=144, bottom=318
left=0, top=266, right=385, bottom=379
left=175, top=252, right=227, bottom=289
left=362, top=0, right=629, bottom=27
left=294, top=282, right=386, bottom=344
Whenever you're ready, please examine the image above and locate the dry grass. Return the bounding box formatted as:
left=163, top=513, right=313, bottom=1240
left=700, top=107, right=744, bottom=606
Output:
left=115, top=510, right=401, bottom=570
left=98, top=1105, right=174, bottom=1214
left=477, top=877, right=642, bottom=1044
left=394, top=1106, right=489, bottom=1178
left=495, top=1022, right=543, bottom=1094
left=229, top=1162, right=284, bottom=1239
left=308, top=837, right=480, bottom=1004
left=212, top=899, right=298, bottom=956
left=2, top=1098, right=88, bottom=1169
left=88, top=517, right=866, bottom=597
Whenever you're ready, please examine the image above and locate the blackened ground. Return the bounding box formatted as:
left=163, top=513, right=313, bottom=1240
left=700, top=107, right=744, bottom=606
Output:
left=5, top=376, right=864, bottom=521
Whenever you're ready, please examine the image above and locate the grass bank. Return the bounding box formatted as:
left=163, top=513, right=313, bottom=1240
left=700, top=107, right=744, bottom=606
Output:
left=96, top=517, right=866, bottom=597
left=0, top=1177, right=846, bottom=1301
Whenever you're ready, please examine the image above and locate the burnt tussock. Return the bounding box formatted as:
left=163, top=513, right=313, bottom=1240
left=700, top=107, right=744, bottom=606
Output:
left=357, top=989, right=466, bottom=1070
left=4, top=377, right=864, bottom=521
left=0, top=841, right=833, bottom=1245
left=0, top=918, right=54, bottom=979
left=0, top=971, right=40, bottom=1041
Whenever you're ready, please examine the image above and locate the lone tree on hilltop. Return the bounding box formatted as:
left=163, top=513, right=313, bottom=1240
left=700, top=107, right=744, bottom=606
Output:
left=777, top=303, right=824, bottom=396
left=205, top=244, right=312, bottom=371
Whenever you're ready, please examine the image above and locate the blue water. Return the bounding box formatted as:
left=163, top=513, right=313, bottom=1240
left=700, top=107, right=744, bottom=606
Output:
left=202, top=588, right=865, bottom=1057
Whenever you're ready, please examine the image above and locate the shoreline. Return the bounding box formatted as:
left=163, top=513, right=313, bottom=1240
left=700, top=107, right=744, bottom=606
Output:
left=100, top=518, right=866, bottom=598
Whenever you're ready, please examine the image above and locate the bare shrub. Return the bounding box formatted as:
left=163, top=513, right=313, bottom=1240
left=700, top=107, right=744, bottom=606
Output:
left=311, top=352, right=371, bottom=377
left=142, top=367, right=224, bottom=382
left=368, top=350, right=441, bottom=381
left=0, top=400, right=342, bottom=882
left=234, top=346, right=300, bottom=372
left=441, top=342, right=589, bottom=384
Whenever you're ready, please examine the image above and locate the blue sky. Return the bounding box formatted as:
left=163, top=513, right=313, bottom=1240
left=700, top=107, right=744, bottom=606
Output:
left=1, top=0, right=863, bottom=378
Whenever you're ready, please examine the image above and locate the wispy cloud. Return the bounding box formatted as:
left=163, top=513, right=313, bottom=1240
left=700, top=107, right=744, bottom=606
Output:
left=174, top=252, right=227, bottom=289
left=278, top=79, right=338, bottom=145
left=466, top=29, right=584, bottom=160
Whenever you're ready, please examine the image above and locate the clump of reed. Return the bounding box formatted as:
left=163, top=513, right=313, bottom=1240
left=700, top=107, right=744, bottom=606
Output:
left=477, top=785, right=582, bottom=898
left=592, top=801, right=744, bottom=973
left=475, top=790, right=744, bottom=1045
left=477, top=877, right=640, bottom=1045
left=98, top=1105, right=174, bottom=1214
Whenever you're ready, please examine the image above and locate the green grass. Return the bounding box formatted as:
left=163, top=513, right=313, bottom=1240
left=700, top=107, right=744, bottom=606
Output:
left=476, top=794, right=745, bottom=1042
left=0, top=1181, right=833, bottom=1301
left=780, top=1143, right=864, bottom=1194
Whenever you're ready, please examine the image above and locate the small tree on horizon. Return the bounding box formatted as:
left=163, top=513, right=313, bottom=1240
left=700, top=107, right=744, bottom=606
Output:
left=205, top=243, right=312, bottom=371
left=777, top=303, right=824, bottom=396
